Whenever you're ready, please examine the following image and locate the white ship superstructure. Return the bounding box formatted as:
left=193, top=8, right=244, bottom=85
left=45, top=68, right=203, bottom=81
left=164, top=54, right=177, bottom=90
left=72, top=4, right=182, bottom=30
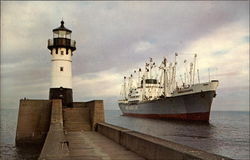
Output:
left=118, top=54, right=219, bottom=121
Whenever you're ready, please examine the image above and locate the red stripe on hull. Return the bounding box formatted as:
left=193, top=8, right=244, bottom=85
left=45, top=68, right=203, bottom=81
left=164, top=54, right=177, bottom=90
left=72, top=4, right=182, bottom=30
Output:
left=123, top=112, right=210, bottom=121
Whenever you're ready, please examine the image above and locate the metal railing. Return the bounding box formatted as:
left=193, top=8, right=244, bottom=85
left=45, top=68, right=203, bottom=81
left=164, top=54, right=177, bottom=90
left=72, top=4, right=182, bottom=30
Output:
left=70, top=40, right=76, bottom=48
left=48, top=39, right=53, bottom=47
left=48, top=39, right=76, bottom=48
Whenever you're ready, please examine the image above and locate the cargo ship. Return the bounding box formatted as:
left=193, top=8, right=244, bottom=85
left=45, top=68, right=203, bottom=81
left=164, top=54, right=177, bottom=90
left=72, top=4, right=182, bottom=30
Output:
left=118, top=53, right=219, bottom=121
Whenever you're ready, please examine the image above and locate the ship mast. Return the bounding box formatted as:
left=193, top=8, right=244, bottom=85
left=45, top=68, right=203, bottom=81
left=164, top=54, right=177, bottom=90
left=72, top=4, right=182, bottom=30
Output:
left=168, top=63, right=172, bottom=92
left=171, top=53, right=178, bottom=92
left=123, top=76, right=127, bottom=100
left=133, top=70, right=136, bottom=88
left=184, top=59, right=187, bottom=85
left=138, top=68, right=142, bottom=87
left=128, top=74, right=133, bottom=91
left=197, top=69, right=200, bottom=83
left=149, top=57, right=153, bottom=79
left=163, top=57, right=167, bottom=97
left=192, top=54, right=197, bottom=85
left=142, top=63, right=148, bottom=101
left=189, top=63, right=193, bottom=85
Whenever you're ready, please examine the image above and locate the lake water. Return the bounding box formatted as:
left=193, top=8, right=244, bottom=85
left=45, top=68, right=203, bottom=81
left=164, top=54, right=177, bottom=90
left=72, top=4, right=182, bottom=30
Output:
left=0, top=108, right=249, bottom=160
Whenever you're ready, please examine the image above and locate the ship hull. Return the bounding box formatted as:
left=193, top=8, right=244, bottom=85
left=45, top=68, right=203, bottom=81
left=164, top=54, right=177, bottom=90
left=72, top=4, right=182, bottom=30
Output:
left=119, top=91, right=216, bottom=122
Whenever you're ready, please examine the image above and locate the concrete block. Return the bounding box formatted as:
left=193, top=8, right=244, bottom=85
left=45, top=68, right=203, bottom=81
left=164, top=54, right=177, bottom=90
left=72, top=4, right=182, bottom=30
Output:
left=96, top=123, right=128, bottom=144
left=15, top=99, right=52, bottom=145
left=72, top=102, right=87, bottom=108
left=62, top=100, right=105, bottom=132
left=63, top=107, right=91, bottom=131
left=87, top=100, right=105, bottom=130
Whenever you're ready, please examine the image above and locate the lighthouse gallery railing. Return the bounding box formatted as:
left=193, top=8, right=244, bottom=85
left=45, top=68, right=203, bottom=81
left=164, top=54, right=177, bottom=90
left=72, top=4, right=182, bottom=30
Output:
left=48, top=38, right=76, bottom=48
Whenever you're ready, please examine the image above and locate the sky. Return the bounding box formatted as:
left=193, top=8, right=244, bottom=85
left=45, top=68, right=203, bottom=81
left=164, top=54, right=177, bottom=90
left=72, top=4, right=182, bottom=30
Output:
left=0, top=1, right=249, bottom=111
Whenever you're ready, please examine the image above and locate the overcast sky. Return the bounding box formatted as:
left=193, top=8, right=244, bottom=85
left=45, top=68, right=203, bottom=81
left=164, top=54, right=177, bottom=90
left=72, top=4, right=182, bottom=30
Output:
left=1, top=1, right=249, bottom=110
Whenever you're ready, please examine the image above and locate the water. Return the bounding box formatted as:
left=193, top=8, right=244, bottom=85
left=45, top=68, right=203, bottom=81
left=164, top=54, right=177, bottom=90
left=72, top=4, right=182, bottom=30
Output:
left=105, top=110, right=249, bottom=160
left=0, top=109, right=42, bottom=160
left=0, top=108, right=249, bottom=160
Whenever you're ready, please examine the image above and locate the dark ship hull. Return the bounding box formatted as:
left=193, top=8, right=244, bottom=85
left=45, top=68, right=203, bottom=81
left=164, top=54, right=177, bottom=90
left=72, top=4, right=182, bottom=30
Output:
left=119, top=91, right=216, bottom=122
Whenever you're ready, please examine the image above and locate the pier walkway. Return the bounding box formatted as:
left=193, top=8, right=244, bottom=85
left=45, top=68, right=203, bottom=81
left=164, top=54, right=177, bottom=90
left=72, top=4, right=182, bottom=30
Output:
left=38, top=99, right=143, bottom=160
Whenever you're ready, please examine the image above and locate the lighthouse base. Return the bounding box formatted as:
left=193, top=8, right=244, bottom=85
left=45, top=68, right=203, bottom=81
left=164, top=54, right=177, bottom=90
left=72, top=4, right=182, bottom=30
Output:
left=49, top=87, right=73, bottom=107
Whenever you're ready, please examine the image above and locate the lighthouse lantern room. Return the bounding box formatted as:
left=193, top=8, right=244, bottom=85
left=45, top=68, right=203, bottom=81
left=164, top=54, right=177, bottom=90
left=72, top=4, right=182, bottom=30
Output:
left=48, top=20, right=76, bottom=107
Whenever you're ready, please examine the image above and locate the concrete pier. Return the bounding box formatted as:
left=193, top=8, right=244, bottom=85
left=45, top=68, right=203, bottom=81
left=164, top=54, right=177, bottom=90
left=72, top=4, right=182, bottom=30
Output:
left=38, top=99, right=143, bottom=160
left=16, top=99, right=232, bottom=160
left=16, top=99, right=104, bottom=145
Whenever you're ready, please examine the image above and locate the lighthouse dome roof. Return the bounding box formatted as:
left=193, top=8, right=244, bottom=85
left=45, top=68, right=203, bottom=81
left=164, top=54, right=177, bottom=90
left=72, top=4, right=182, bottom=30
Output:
left=53, top=20, right=72, bottom=33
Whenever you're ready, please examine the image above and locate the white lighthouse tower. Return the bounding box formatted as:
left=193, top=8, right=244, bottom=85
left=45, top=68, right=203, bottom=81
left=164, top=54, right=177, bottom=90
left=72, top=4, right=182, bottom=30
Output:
left=48, top=20, right=76, bottom=107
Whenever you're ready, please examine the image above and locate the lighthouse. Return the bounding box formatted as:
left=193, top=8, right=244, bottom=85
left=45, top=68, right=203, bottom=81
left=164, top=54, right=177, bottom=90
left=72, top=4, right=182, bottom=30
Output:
left=48, top=20, right=76, bottom=107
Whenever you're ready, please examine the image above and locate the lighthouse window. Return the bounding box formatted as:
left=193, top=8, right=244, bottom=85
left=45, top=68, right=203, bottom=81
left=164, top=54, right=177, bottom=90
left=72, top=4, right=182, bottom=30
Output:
left=60, top=67, right=63, bottom=71
left=61, top=51, right=64, bottom=55
left=59, top=31, right=66, bottom=38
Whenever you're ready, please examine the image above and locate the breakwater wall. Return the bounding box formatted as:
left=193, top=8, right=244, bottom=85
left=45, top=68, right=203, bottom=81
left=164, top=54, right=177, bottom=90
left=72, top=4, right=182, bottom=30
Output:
left=15, top=99, right=52, bottom=145
left=15, top=99, right=104, bottom=145
left=96, top=123, right=232, bottom=160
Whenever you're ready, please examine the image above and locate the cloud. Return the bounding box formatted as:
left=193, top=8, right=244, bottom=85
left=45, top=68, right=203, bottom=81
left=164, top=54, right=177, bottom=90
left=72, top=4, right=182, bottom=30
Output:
left=73, top=68, right=122, bottom=98
left=134, top=41, right=154, bottom=53
left=180, top=21, right=249, bottom=89
left=1, top=1, right=249, bottom=110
